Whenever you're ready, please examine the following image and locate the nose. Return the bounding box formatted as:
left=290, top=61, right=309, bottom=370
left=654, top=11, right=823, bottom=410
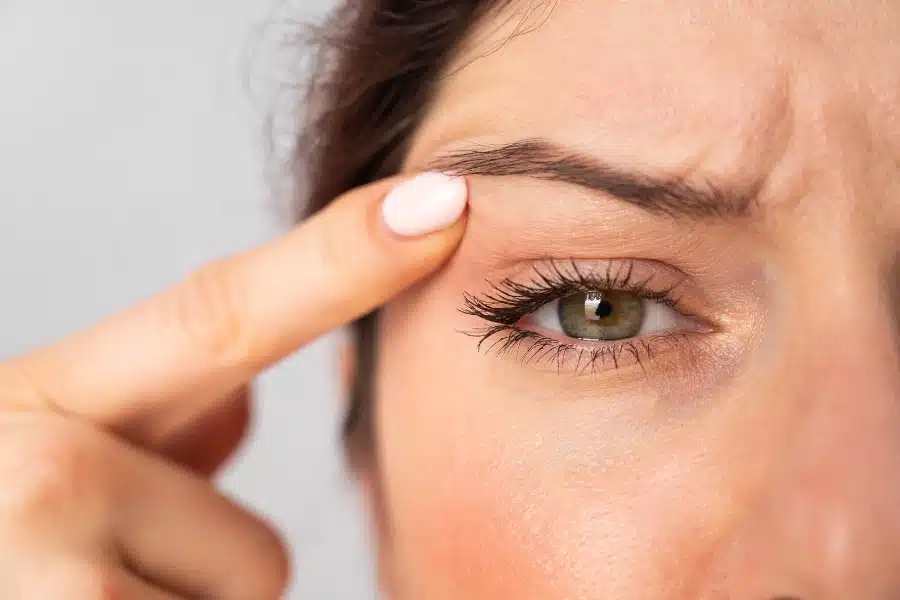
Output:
left=715, top=279, right=900, bottom=599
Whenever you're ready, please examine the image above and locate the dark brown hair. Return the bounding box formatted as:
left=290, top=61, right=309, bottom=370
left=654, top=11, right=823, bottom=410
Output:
left=296, top=0, right=507, bottom=468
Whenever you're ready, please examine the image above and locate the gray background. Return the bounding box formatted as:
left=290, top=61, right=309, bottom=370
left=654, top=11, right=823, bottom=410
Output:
left=0, top=1, right=378, bottom=598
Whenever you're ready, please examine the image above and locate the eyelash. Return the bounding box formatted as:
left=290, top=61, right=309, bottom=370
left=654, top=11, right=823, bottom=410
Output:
left=460, top=260, right=695, bottom=375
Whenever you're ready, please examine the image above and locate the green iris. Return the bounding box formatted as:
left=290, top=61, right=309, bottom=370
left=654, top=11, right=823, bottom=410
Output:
left=557, top=291, right=644, bottom=340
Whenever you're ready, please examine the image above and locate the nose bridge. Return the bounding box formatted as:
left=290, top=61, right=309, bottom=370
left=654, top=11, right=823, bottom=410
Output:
left=719, top=263, right=900, bottom=598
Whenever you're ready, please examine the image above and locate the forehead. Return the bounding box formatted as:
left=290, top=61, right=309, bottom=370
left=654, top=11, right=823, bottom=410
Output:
left=408, top=0, right=900, bottom=202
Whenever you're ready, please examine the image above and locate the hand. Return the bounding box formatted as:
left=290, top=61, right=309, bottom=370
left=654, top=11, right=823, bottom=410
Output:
left=0, top=173, right=468, bottom=600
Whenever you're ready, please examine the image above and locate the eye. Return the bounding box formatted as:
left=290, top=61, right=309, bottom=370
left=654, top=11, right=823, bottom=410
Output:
left=527, top=290, right=692, bottom=341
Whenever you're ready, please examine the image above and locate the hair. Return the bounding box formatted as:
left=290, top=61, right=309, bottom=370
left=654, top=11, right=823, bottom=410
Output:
left=296, top=0, right=509, bottom=469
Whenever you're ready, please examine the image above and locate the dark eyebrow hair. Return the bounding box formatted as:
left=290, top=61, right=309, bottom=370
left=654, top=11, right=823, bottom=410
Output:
left=425, top=138, right=758, bottom=219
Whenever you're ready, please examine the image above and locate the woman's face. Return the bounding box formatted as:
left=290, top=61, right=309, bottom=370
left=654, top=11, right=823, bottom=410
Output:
left=369, top=0, right=900, bottom=597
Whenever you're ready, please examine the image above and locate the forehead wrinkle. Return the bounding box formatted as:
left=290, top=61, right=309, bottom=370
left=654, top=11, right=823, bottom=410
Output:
left=410, top=0, right=806, bottom=202
left=680, top=63, right=798, bottom=218
left=410, top=72, right=797, bottom=230
left=411, top=0, right=900, bottom=236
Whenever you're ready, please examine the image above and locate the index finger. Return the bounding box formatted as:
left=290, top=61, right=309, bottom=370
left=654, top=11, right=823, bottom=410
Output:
left=6, top=173, right=468, bottom=440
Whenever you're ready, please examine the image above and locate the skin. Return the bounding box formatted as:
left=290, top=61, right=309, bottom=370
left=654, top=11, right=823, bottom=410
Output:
left=0, top=175, right=467, bottom=599
left=368, top=0, right=900, bottom=598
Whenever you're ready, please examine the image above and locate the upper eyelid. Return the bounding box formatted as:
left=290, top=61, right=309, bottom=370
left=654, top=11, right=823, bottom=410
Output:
left=484, top=256, right=693, bottom=287
left=471, top=259, right=690, bottom=301
left=460, top=259, right=691, bottom=324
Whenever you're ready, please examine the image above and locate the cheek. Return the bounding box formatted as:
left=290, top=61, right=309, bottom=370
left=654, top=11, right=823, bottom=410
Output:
left=373, top=290, right=745, bottom=600
left=375, top=294, right=555, bottom=599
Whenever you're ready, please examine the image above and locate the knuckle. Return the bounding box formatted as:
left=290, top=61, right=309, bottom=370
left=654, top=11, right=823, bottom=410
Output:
left=0, top=428, right=103, bottom=521
left=310, top=218, right=350, bottom=275
left=72, top=565, right=126, bottom=600
left=0, top=361, right=46, bottom=411
left=174, top=260, right=251, bottom=366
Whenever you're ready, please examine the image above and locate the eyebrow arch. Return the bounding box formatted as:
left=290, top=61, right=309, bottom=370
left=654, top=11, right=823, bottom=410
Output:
left=425, top=138, right=757, bottom=219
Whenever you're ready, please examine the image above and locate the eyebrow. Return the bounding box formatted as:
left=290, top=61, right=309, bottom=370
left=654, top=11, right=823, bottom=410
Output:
left=425, top=138, right=757, bottom=219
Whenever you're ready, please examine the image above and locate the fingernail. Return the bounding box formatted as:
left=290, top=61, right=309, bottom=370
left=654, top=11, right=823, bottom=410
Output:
left=381, top=173, right=468, bottom=237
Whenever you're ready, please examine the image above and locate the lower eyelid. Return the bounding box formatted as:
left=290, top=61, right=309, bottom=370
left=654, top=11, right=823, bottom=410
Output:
left=500, top=304, right=713, bottom=375
left=473, top=325, right=702, bottom=377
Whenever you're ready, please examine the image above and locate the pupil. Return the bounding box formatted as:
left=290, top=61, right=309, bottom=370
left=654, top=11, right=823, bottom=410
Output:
left=594, top=300, right=613, bottom=319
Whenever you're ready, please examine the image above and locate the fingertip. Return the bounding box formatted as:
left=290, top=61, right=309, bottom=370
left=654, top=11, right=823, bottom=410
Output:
left=380, top=172, right=469, bottom=237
